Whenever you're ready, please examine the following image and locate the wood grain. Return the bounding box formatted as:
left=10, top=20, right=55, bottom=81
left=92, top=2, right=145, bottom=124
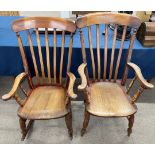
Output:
left=18, top=86, right=68, bottom=119
left=86, top=82, right=137, bottom=117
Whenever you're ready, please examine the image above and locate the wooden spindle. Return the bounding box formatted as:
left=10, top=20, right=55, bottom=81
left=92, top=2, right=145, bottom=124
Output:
left=126, top=76, right=137, bottom=94
left=121, top=28, right=137, bottom=85
left=79, top=29, right=90, bottom=85
left=109, top=24, right=117, bottom=81
left=59, top=31, right=65, bottom=84
left=67, top=33, right=73, bottom=73
left=96, top=24, right=100, bottom=81
left=35, top=28, right=46, bottom=84
left=45, top=28, right=51, bottom=84
left=53, top=28, right=57, bottom=84
left=114, top=26, right=127, bottom=82
left=14, top=93, right=25, bottom=106
left=16, top=33, right=33, bottom=89
left=103, top=24, right=108, bottom=81
left=88, top=26, right=96, bottom=81
left=19, top=85, right=28, bottom=96
left=131, top=85, right=144, bottom=104
left=27, top=30, right=40, bottom=85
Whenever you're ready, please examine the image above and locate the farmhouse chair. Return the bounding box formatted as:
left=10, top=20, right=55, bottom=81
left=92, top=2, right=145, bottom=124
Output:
left=2, top=17, right=77, bottom=140
left=76, top=12, right=154, bottom=136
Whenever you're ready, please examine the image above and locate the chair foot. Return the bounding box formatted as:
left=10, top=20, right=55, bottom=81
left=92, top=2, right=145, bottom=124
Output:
left=127, top=114, right=134, bottom=136
left=81, top=110, right=90, bottom=137
left=19, top=118, right=27, bottom=141
left=19, top=118, right=34, bottom=141
left=81, top=129, right=86, bottom=136
left=65, top=111, right=73, bottom=139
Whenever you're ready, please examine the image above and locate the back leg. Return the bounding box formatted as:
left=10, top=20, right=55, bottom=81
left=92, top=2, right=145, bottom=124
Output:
left=19, top=117, right=27, bottom=141
left=127, top=114, right=135, bottom=136
left=65, top=111, right=73, bottom=139
left=81, top=109, right=90, bottom=136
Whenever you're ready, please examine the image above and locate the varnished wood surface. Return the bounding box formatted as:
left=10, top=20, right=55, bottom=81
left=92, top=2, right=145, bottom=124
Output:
left=2, top=72, right=27, bottom=100
left=86, top=82, right=137, bottom=117
left=78, top=63, right=87, bottom=90
left=127, top=62, right=154, bottom=88
left=12, top=17, right=76, bottom=32
left=76, top=12, right=141, bottom=29
left=18, top=86, right=68, bottom=120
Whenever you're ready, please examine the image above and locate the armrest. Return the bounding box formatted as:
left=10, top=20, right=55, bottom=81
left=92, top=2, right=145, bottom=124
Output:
left=127, top=62, right=154, bottom=89
left=78, top=63, right=87, bottom=90
left=67, top=72, right=77, bottom=99
left=2, top=72, right=28, bottom=100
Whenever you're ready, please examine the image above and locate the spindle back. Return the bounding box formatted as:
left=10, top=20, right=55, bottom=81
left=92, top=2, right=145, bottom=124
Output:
left=76, top=12, right=141, bottom=84
left=12, top=17, right=76, bottom=87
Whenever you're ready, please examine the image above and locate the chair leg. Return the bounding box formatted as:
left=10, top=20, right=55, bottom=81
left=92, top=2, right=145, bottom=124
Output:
left=65, top=111, right=73, bottom=139
left=81, top=109, right=90, bottom=136
left=127, top=114, right=135, bottom=136
left=19, top=117, right=27, bottom=141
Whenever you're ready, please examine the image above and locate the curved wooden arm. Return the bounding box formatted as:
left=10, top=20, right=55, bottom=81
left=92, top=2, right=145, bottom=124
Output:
left=2, top=72, right=28, bottom=100
left=127, top=62, right=154, bottom=89
left=67, top=72, right=77, bottom=99
left=78, top=63, right=87, bottom=90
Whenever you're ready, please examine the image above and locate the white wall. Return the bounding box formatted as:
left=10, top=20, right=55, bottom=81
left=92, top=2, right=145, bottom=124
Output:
left=20, top=11, right=73, bottom=18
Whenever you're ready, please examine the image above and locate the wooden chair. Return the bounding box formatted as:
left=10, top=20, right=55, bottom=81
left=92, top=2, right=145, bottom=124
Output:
left=2, top=17, right=77, bottom=140
left=76, top=12, right=154, bottom=136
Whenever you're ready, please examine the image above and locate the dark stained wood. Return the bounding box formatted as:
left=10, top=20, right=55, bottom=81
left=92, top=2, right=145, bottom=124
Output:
left=81, top=109, right=90, bottom=136
left=3, top=17, right=76, bottom=140
left=127, top=114, right=134, bottom=136
left=77, top=12, right=154, bottom=137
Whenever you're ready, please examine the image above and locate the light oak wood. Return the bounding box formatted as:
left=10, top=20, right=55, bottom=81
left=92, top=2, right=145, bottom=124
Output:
left=2, top=72, right=27, bottom=100
left=103, top=24, right=108, bottom=80
left=114, top=26, right=127, bottom=82
left=88, top=26, right=95, bottom=81
left=127, top=62, right=154, bottom=89
left=67, top=72, right=77, bottom=99
left=96, top=24, right=101, bottom=80
left=78, top=63, right=87, bottom=90
left=45, top=28, right=51, bottom=84
left=3, top=17, right=76, bottom=140
left=109, top=24, right=117, bottom=81
left=86, top=82, right=137, bottom=117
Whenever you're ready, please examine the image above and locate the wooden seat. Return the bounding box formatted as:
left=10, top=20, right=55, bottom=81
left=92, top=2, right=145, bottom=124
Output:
left=86, top=82, right=137, bottom=117
left=76, top=12, right=154, bottom=137
left=18, top=86, right=68, bottom=120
